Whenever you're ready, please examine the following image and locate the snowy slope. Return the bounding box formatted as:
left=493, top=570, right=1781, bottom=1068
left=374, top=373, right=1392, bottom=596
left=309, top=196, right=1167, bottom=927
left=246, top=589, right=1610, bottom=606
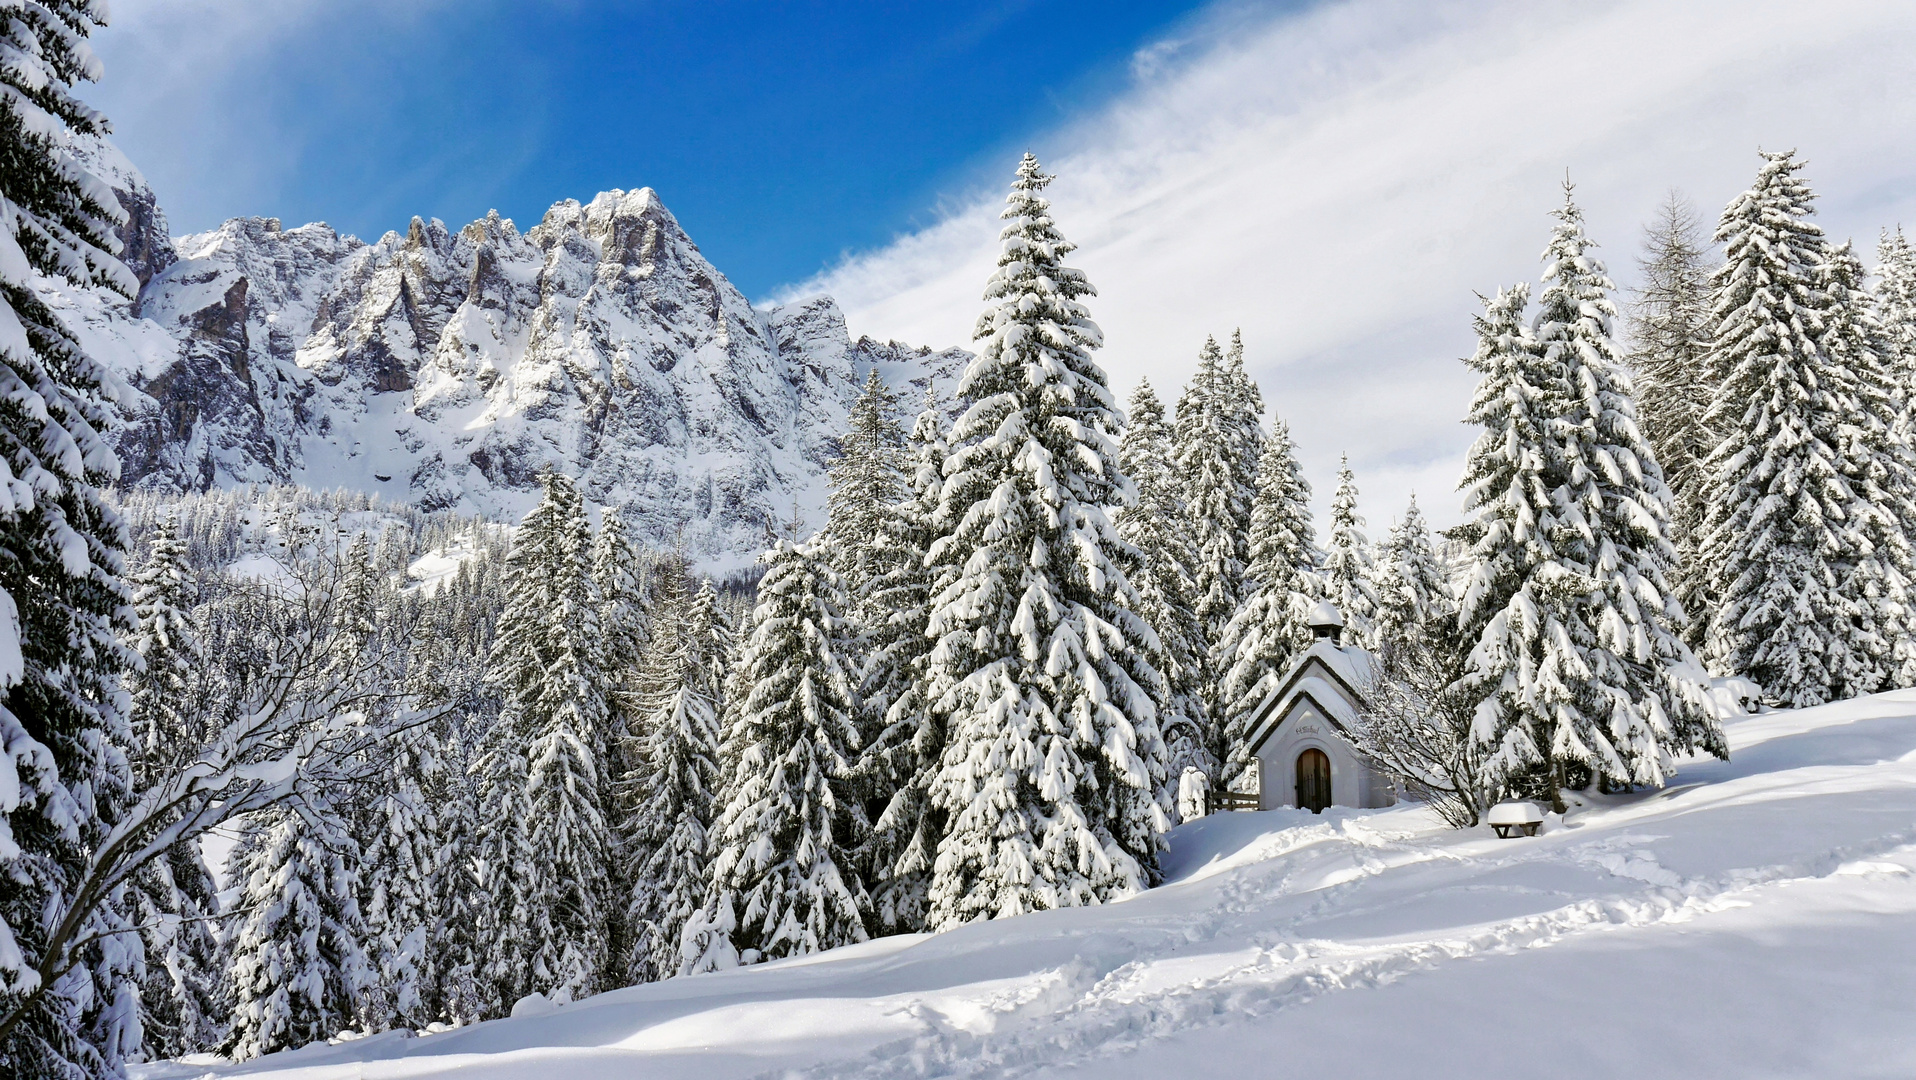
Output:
left=43, top=137, right=970, bottom=570
left=138, top=693, right=1916, bottom=1079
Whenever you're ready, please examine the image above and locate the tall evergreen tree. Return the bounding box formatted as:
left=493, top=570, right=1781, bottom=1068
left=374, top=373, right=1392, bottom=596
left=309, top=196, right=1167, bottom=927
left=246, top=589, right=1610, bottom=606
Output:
left=1627, top=192, right=1716, bottom=625
left=1322, top=455, right=1377, bottom=641
left=1115, top=380, right=1209, bottom=786
left=1217, top=416, right=1318, bottom=785
left=923, top=155, right=1170, bottom=930
left=355, top=713, right=452, bottom=1030
left=474, top=473, right=615, bottom=1005
left=700, top=540, right=868, bottom=965
left=1369, top=495, right=1454, bottom=659
left=123, top=519, right=224, bottom=1059
left=1460, top=186, right=1723, bottom=814
left=1878, top=226, right=1916, bottom=378
left=223, top=801, right=373, bottom=1061
left=823, top=370, right=908, bottom=607
left=0, top=5, right=147, bottom=1075
left=1697, top=152, right=1914, bottom=706
left=1173, top=337, right=1253, bottom=724
left=621, top=566, right=724, bottom=983
left=855, top=390, right=946, bottom=934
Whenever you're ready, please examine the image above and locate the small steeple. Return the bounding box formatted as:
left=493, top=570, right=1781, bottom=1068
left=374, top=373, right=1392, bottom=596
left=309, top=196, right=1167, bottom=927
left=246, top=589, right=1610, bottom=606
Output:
left=1307, top=600, right=1345, bottom=644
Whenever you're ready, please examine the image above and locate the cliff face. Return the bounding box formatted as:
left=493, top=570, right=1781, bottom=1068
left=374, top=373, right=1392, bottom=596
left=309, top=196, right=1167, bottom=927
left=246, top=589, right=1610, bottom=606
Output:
left=51, top=137, right=968, bottom=567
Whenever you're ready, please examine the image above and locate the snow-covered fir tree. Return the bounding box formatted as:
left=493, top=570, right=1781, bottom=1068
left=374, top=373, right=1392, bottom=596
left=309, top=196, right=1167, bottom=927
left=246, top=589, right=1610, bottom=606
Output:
left=1173, top=336, right=1254, bottom=723
left=1627, top=192, right=1716, bottom=627
left=698, top=539, right=868, bottom=965
left=1812, top=241, right=1916, bottom=691
left=223, top=801, right=373, bottom=1061
left=822, top=369, right=909, bottom=607
left=621, top=564, right=725, bottom=983
left=0, top=5, right=147, bottom=1075
left=1878, top=225, right=1916, bottom=379
left=1115, top=380, right=1209, bottom=787
left=1697, top=152, right=1916, bottom=706
left=1322, top=455, right=1378, bottom=642
left=1217, top=416, right=1318, bottom=786
left=923, top=155, right=1170, bottom=930
left=853, top=389, right=947, bottom=934
left=123, top=518, right=225, bottom=1059
left=355, top=712, right=454, bottom=1030
left=1459, top=185, right=1722, bottom=813
left=1369, top=495, right=1454, bottom=659
left=474, top=473, right=616, bottom=1005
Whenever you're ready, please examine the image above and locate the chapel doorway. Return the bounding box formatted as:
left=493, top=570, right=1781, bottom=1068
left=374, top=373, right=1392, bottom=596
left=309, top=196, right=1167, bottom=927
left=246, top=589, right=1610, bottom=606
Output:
left=1296, top=748, right=1332, bottom=813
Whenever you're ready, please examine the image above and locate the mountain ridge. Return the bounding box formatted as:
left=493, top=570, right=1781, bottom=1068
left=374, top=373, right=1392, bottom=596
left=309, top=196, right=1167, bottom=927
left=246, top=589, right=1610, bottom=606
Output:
left=51, top=136, right=969, bottom=568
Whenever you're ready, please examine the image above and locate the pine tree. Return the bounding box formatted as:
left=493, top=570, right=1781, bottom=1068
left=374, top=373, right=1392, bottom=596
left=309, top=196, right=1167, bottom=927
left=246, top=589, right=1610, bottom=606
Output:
left=924, top=155, right=1170, bottom=930
left=0, top=5, right=147, bottom=1075
left=823, top=370, right=908, bottom=606
left=1323, top=455, right=1378, bottom=641
left=223, top=801, right=373, bottom=1061
left=123, top=518, right=224, bottom=1059
left=475, top=473, right=615, bottom=1006
left=1697, top=152, right=1915, bottom=706
left=701, top=540, right=868, bottom=964
left=1459, top=185, right=1723, bottom=813
left=1217, top=416, right=1318, bottom=785
left=621, top=566, right=724, bottom=983
left=1115, top=380, right=1209, bottom=787
left=854, top=390, right=946, bottom=934
left=1627, top=192, right=1716, bottom=627
left=1173, top=335, right=1259, bottom=727
left=1878, top=226, right=1916, bottom=379
left=355, top=713, right=452, bottom=1030
left=1369, top=495, right=1454, bottom=658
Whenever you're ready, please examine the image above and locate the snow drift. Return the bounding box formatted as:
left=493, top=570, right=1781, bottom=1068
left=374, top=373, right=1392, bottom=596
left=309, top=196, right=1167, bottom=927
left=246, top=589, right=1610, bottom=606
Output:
left=135, top=691, right=1916, bottom=1078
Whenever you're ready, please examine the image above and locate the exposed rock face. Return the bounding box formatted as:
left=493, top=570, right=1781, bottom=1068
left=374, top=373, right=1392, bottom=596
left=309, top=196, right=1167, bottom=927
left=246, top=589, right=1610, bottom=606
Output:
left=51, top=139, right=969, bottom=568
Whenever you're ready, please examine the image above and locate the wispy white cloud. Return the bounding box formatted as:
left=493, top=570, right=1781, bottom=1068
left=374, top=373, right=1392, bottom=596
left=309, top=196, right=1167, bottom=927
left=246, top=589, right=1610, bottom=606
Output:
left=781, top=0, right=1916, bottom=531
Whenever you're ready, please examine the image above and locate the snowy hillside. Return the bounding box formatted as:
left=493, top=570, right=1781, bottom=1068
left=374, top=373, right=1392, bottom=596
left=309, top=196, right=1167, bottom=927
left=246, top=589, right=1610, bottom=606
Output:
left=137, top=693, right=1916, bottom=1079
left=45, top=136, right=969, bottom=569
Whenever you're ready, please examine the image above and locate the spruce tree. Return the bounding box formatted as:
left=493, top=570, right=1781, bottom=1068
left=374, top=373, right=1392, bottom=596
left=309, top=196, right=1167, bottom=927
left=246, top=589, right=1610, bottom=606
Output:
left=854, top=390, right=946, bottom=934
left=223, top=802, right=373, bottom=1061
left=355, top=714, right=452, bottom=1030
left=1369, top=495, right=1454, bottom=659
left=0, top=5, right=147, bottom=1075
left=1115, top=380, right=1209, bottom=786
left=823, top=370, right=908, bottom=606
left=1173, top=337, right=1252, bottom=725
left=701, top=540, right=868, bottom=964
left=1627, top=192, right=1716, bottom=626
left=924, top=155, right=1170, bottom=929
left=1217, top=416, right=1318, bottom=785
left=1878, top=226, right=1916, bottom=378
left=475, top=473, right=615, bottom=1005
left=621, top=565, right=724, bottom=983
left=124, top=519, right=224, bottom=1059
left=1697, top=152, right=1914, bottom=706
left=1323, top=455, right=1377, bottom=641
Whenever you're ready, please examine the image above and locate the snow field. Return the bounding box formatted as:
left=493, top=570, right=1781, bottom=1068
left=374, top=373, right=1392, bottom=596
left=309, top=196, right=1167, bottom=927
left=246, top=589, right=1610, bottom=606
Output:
left=139, top=690, right=1916, bottom=1079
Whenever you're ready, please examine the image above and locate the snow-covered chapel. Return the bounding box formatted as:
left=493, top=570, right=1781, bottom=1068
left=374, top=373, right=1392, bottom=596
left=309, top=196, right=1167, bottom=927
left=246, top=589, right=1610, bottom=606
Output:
left=1242, top=602, right=1398, bottom=813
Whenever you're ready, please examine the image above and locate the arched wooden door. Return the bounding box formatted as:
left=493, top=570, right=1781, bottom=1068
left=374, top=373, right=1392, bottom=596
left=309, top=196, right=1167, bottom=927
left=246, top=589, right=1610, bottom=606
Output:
left=1296, top=748, right=1332, bottom=813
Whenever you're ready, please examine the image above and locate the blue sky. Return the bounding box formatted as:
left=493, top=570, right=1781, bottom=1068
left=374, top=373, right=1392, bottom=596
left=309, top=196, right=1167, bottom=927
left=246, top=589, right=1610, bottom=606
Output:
left=88, top=0, right=1916, bottom=528
left=91, top=0, right=1228, bottom=297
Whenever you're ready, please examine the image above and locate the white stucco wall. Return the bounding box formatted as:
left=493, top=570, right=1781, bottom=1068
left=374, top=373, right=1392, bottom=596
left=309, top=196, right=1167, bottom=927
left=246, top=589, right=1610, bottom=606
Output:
left=1254, top=693, right=1396, bottom=811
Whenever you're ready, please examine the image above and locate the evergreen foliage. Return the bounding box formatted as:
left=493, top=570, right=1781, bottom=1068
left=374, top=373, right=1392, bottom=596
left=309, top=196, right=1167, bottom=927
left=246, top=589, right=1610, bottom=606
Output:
left=1323, top=455, right=1378, bottom=641
left=823, top=370, right=908, bottom=606
left=1173, top=337, right=1256, bottom=725
left=1217, top=417, right=1318, bottom=785
left=923, top=155, right=1169, bottom=930
left=1115, top=380, right=1209, bottom=786
left=1697, top=152, right=1915, bottom=706
left=621, top=565, right=724, bottom=983
left=1369, top=495, right=1455, bottom=662
left=700, top=540, right=868, bottom=965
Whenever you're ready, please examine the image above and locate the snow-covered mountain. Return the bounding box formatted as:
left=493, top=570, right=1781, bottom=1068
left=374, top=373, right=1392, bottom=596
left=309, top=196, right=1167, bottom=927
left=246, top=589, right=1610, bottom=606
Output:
left=52, top=137, right=969, bottom=568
